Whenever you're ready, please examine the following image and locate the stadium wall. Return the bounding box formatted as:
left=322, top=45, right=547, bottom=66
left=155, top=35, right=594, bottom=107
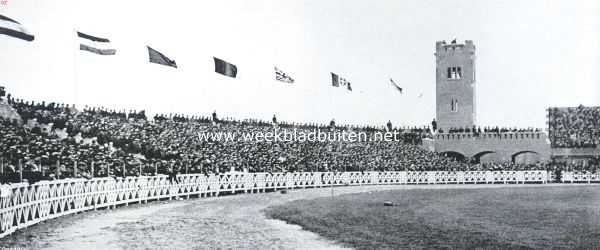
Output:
left=0, top=170, right=575, bottom=239
left=552, top=147, right=600, bottom=158
left=434, top=132, right=551, bottom=163
left=551, top=147, right=600, bottom=166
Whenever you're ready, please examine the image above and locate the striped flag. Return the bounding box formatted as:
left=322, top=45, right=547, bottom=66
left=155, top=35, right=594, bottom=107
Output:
left=78, top=32, right=116, bottom=55
left=0, top=15, right=34, bottom=41
left=214, top=57, right=237, bottom=78
left=331, top=72, right=352, bottom=91
left=275, top=67, right=294, bottom=83
left=390, top=78, right=402, bottom=94
left=147, top=46, right=177, bottom=68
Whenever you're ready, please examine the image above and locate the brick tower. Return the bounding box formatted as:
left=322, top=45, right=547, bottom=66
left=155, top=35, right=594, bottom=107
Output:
left=435, top=40, right=476, bottom=130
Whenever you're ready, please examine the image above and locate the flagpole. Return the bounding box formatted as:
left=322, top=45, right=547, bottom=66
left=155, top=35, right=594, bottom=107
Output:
left=330, top=73, right=335, bottom=125
left=72, top=27, right=79, bottom=110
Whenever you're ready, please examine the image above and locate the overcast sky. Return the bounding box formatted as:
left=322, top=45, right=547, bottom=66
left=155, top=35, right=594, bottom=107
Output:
left=1, top=0, right=598, bottom=128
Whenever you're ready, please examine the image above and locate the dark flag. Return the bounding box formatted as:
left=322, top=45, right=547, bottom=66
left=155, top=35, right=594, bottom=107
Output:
left=214, top=57, right=237, bottom=78
left=331, top=72, right=340, bottom=87
left=78, top=31, right=116, bottom=55
left=390, top=78, right=402, bottom=94
left=331, top=72, right=352, bottom=91
left=0, top=15, right=34, bottom=41
left=147, top=46, right=177, bottom=68
left=275, top=66, right=294, bottom=83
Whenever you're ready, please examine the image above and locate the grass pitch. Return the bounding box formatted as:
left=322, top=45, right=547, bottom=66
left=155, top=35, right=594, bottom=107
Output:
left=265, top=185, right=600, bottom=249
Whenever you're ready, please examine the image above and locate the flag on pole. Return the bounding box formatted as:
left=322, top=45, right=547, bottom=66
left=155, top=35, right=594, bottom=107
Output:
left=331, top=72, right=352, bottom=91
left=390, top=78, right=402, bottom=94
left=331, top=72, right=340, bottom=87
left=214, top=57, right=237, bottom=78
left=0, top=15, right=34, bottom=41
left=275, top=66, right=294, bottom=83
left=78, top=32, right=116, bottom=55
left=147, top=46, right=177, bottom=68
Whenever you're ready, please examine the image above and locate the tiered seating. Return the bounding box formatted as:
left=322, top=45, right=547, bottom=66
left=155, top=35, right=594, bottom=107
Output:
left=1, top=95, right=596, bottom=184
left=548, top=106, right=600, bottom=148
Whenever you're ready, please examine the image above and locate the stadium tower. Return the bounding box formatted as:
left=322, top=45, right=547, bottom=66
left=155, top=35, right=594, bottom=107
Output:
left=435, top=40, right=476, bottom=130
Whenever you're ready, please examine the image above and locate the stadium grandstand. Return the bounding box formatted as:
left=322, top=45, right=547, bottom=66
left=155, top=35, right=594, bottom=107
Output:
left=547, top=106, right=600, bottom=170
left=1, top=90, right=598, bottom=184
left=548, top=106, right=600, bottom=148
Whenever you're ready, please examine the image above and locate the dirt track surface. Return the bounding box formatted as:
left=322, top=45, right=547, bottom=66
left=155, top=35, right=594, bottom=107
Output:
left=0, top=184, right=578, bottom=249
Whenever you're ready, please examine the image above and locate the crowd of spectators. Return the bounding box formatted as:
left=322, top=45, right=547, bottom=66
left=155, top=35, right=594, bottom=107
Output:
left=548, top=106, right=600, bottom=148
left=1, top=93, right=599, bottom=184
left=437, top=126, right=543, bottom=135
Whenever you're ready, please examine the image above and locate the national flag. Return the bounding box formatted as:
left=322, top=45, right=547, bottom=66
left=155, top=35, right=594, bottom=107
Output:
left=340, top=77, right=352, bottom=91
left=331, top=72, right=352, bottom=91
left=331, top=72, right=339, bottom=87
left=390, top=78, right=402, bottom=94
left=214, top=57, right=237, bottom=78
left=275, top=66, right=294, bottom=83
left=0, top=15, right=34, bottom=41
left=147, top=46, right=177, bottom=68
left=78, top=31, right=116, bottom=55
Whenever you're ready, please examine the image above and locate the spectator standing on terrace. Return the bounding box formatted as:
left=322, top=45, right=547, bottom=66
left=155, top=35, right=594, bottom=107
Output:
left=168, top=166, right=179, bottom=184
left=0, top=86, right=5, bottom=101
left=212, top=111, right=218, bottom=123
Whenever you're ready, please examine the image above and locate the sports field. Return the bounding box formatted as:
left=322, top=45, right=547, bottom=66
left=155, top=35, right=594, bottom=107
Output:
left=266, top=185, right=600, bottom=249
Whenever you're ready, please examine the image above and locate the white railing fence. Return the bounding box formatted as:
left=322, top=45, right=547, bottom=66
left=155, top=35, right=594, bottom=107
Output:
left=0, top=170, right=590, bottom=238
left=561, top=171, right=600, bottom=183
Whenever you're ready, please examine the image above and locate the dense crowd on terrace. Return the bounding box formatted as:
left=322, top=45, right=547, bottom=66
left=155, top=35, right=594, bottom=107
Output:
left=0, top=91, right=598, bottom=184
left=437, top=126, right=543, bottom=135
left=548, top=106, right=600, bottom=148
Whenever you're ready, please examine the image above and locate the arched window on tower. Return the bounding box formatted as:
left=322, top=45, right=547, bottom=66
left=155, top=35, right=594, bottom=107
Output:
left=455, top=99, right=459, bottom=112
left=451, top=98, right=459, bottom=112
left=447, top=67, right=462, bottom=80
